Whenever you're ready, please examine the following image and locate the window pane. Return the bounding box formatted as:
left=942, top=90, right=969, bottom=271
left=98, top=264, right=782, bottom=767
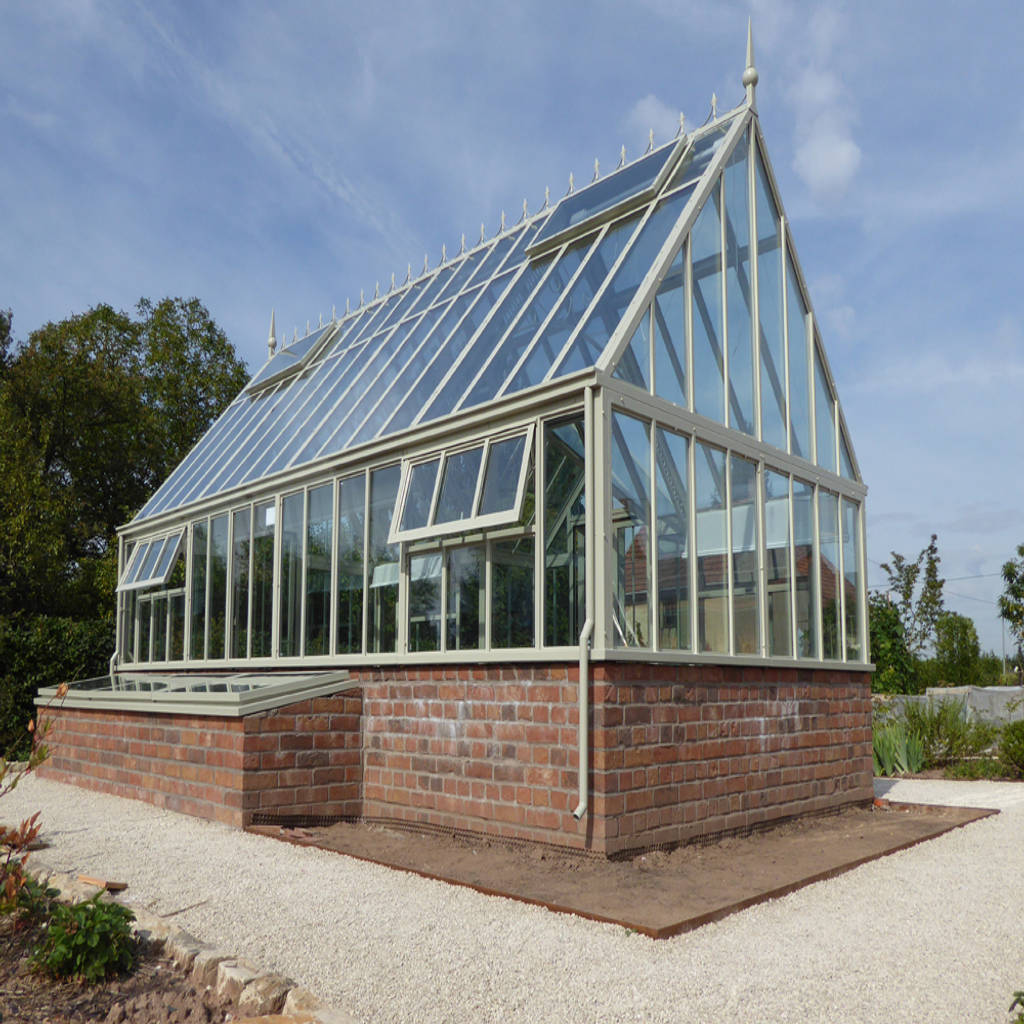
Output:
left=793, top=479, right=817, bottom=657
left=208, top=514, right=229, bottom=660
left=447, top=546, right=484, bottom=650
left=279, top=492, right=304, bottom=657
left=152, top=596, right=168, bottom=662
left=154, top=533, right=183, bottom=582
left=368, top=466, right=400, bottom=653
left=655, top=428, right=690, bottom=650
left=434, top=447, right=484, bottom=525
left=139, top=598, right=152, bottom=663
left=305, top=483, right=333, bottom=657
left=491, top=537, right=535, bottom=648
left=653, top=248, right=686, bottom=407
left=756, top=149, right=786, bottom=450
left=401, top=459, right=439, bottom=531
left=814, top=347, right=837, bottom=473
left=613, top=313, right=650, bottom=390
left=138, top=538, right=166, bottom=584
left=724, top=131, right=754, bottom=436
left=840, top=428, right=856, bottom=480
left=819, top=490, right=840, bottom=659
left=189, top=521, right=208, bottom=660
left=123, top=590, right=137, bottom=663
left=544, top=417, right=586, bottom=646
left=169, top=593, right=185, bottom=662
left=696, top=444, right=728, bottom=652
left=787, top=252, right=811, bottom=459
left=230, top=507, right=251, bottom=659
left=479, top=434, right=526, bottom=516
left=764, top=470, right=792, bottom=658
left=843, top=499, right=862, bottom=661
left=692, top=184, right=725, bottom=423
left=730, top=455, right=759, bottom=654
left=251, top=501, right=275, bottom=657
left=408, top=553, right=442, bottom=652
left=336, top=474, right=366, bottom=654
left=611, top=412, right=651, bottom=647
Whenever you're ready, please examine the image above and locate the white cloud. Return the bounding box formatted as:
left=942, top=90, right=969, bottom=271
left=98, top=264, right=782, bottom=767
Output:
left=624, top=94, right=681, bottom=153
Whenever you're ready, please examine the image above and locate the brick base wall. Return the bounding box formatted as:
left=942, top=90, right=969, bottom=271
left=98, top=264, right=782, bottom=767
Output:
left=38, top=693, right=362, bottom=828
left=38, top=664, right=872, bottom=854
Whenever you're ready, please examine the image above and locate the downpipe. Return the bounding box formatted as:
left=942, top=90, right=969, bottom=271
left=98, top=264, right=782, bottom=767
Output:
left=572, top=617, right=594, bottom=820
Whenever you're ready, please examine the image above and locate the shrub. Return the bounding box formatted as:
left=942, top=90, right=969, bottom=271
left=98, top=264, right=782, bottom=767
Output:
left=32, top=893, right=136, bottom=982
left=944, top=758, right=1005, bottom=781
left=899, top=698, right=996, bottom=769
left=998, top=720, right=1024, bottom=779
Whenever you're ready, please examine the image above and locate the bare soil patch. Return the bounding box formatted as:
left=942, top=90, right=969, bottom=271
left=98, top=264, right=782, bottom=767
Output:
left=253, top=801, right=992, bottom=938
left=0, top=916, right=236, bottom=1024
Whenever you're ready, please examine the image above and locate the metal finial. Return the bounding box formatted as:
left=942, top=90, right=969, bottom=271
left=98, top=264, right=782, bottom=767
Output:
left=346, top=297, right=351, bottom=314
left=319, top=313, right=323, bottom=327
left=374, top=281, right=380, bottom=299
left=267, top=309, right=277, bottom=357
left=406, top=263, right=412, bottom=284
left=423, top=253, right=429, bottom=273
left=391, top=272, right=396, bottom=291
left=293, top=326, right=298, bottom=342
left=743, top=18, right=759, bottom=109
left=460, top=232, right=466, bottom=255
left=677, top=112, right=686, bottom=137
left=647, top=129, right=654, bottom=153
left=359, top=288, right=364, bottom=307
left=521, top=197, right=528, bottom=221
left=618, top=145, right=626, bottom=168
left=500, top=210, right=506, bottom=230
left=568, top=171, right=575, bottom=194
left=711, top=92, right=718, bottom=119
left=332, top=304, right=336, bottom=321
left=592, top=157, right=600, bottom=182
left=306, top=319, right=310, bottom=334
left=480, top=222, right=486, bottom=244
left=544, top=186, right=550, bottom=209
left=441, top=243, right=447, bottom=263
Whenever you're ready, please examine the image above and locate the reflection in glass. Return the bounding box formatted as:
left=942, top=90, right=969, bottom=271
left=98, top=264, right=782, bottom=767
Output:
left=305, top=484, right=333, bottom=656
left=408, top=554, right=442, bottom=652
left=756, top=148, right=786, bottom=450
left=787, top=251, right=811, bottom=459
left=613, top=314, right=650, bottom=390
left=368, top=466, right=400, bottom=653
left=491, top=537, right=535, bottom=648
left=793, top=479, right=817, bottom=657
left=479, top=435, right=526, bottom=516
left=337, top=475, right=366, bottom=654
left=251, top=501, right=275, bottom=657
left=730, top=455, right=759, bottom=654
left=209, top=514, right=228, bottom=660
left=840, top=429, right=856, bottom=480
left=842, top=499, right=862, bottom=660
left=279, top=492, right=304, bottom=657
left=654, top=248, right=686, bottom=408
left=170, top=593, right=185, bottom=661
left=447, top=546, right=484, bottom=650
left=692, top=183, right=724, bottom=423
left=123, top=590, right=137, bottom=663
left=764, top=470, right=792, bottom=657
left=401, top=459, right=439, bottom=531
left=189, top=521, right=208, bottom=660
left=139, top=597, right=152, bottom=663
left=152, top=596, right=168, bottom=662
left=611, top=412, right=651, bottom=647
left=814, top=347, right=837, bottom=473
left=544, top=417, right=586, bottom=646
left=819, top=490, right=840, bottom=659
left=725, top=130, right=754, bottom=436
left=435, top=447, right=483, bottom=525
left=696, top=444, right=728, bottom=652
left=655, top=428, right=689, bottom=650
left=230, top=507, right=251, bottom=659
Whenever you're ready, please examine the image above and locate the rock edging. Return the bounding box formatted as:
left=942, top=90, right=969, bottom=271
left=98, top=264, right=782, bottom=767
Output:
left=29, top=861, right=357, bottom=1024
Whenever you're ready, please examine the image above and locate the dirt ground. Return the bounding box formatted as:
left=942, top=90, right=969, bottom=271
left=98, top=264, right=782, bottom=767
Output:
left=253, top=801, right=992, bottom=938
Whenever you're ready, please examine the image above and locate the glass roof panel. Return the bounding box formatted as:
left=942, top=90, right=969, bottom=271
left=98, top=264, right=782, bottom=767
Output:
left=839, top=427, right=856, bottom=480
left=665, top=117, right=735, bottom=191
left=245, top=349, right=299, bottom=392
left=433, top=245, right=490, bottom=303
left=532, top=143, right=676, bottom=248
left=406, top=265, right=457, bottom=317
left=467, top=226, right=524, bottom=283
left=372, top=279, right=428, bottom=335
left=552, top=184, right=694, bottom=379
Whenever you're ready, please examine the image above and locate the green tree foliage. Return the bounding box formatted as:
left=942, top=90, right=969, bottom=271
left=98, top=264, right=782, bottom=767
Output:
left=999, top=543, right=1024, bottom=664
left=879, top=534, right=945, bottom=657
left=933, top=611, right=981, bottom=686
left=868, top=591, right=916, bottom=693
left=0, top=298, right=248, bottom=619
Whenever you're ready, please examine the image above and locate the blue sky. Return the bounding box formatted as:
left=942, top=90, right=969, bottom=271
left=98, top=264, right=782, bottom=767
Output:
left=2, top=1, right=1022, bottom=655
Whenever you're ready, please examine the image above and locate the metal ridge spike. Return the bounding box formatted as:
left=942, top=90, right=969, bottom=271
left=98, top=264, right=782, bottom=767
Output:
left=647, top=129, right=654, bottom=153
left=743, top=18, right=759, bottom=110
left=267, top=309, right=276, bottom=357
left=592, top=157, right=600, bottom=182
left=618, top=145, right=626, bottom=168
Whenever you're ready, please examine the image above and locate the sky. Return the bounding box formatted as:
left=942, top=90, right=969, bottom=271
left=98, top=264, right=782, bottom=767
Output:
left=2, top=1, right=1022, bottom=656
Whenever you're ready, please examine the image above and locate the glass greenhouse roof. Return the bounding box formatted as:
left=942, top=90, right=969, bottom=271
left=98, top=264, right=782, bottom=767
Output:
left=135, top=107, right=782, bottom=524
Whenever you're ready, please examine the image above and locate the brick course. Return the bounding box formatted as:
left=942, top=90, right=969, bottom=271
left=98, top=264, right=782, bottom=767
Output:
left=38, top=663, right=872, bottom=854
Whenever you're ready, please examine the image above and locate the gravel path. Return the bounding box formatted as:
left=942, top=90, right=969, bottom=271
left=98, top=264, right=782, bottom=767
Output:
left=5, top=775, right=1023, bottom=1024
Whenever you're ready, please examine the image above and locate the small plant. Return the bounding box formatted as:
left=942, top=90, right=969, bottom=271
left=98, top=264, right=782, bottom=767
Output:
left=943, top=758, right=1005, bottom=781
left=15, top=875, right=60, bottom=923
left=900, top=698, right=996, bottom=768
left=1010, top=989, right=1024, bottom=1024
left=32, top=892, right=136, bottom=983
left=998, top=720, right=1024, bottom=779
left=873, top=720, right=924, bottom=776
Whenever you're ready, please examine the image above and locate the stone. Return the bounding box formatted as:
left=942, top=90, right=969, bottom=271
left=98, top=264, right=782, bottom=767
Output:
left=283, top=988, right=324, bottom=1015
left=190, top=947, right=235, bottom=988
left=215, top=957, right=260, bottom=1001
left=237, top=972, right=296, bottom=1016
left=166, top=929, right=209, bottom=971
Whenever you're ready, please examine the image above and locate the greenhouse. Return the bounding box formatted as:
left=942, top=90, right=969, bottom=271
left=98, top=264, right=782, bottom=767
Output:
left=40, top=36, right=874, bottom=854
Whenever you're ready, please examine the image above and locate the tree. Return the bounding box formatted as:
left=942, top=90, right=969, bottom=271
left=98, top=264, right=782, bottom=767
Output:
left=0, top=298, right=248, bottom=619
left=868, top=591, right=916, bottom=693
left=933, top=611, right=981, bottom=686
left=1000, top=543, right=1024, bottom=665
left=879, top=534, right=945, bottom=657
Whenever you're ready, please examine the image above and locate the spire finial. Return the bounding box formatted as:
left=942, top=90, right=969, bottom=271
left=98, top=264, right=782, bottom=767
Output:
left=293, top=326, right=298, bottom=342
left=500, top=210, right=506, bottom=230
left=618, top=145, right=626, bottom=168
left=742, top=18, right=759, bottom=110
left=406, top=263, right=412, bottom=284
left=332, top=304, right=336, bottom=321
left=306, top=319, right=310, bottom=334
left=390, top=271, right=396, bottom=291
left=359, top=288, right=365, bottom=307
left=677, top=112, right=686, bottom=137
left=544, top=186, right=550, bottom=208
left=460, top=232, right=466, bottom=255
left=593, top=157, right=600, bottom=182
left=568, top=171, right=575, bottom=194
left=423, top=253, right=429, bottom=274
left=480, top=222, right=486, bottom=244
left=319, top=313, right=323, bottom=327
left=711, top=92, right=718, bottom=119
left=521, top=197, right=528, bottom=221
left=345, top=297, right=351, bottom=315
left=646, top=129, right=654, bottom=153
left=373, top=281, right=379, bottom=299
left=267, top=309, right=277, bottom=357
left=441, top=243, right=447, bottom=263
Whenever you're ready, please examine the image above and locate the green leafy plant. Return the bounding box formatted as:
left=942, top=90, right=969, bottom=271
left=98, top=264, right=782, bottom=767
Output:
left=998, top=720, right=1024, bottom=779
left=943, top=758, right=1005, bottom=781
left=1010, top=989, right=1024, bottom=1024
left=899, top=698, right=996, bottom=769
left=32, top=892, right=136, bottom=983
left=15, top=875, right=60, bottom=922
left=872, top=720, right=924, bottom=776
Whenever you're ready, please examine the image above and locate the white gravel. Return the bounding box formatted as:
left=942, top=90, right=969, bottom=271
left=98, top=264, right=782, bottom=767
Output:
left=5, top=775, right=1024, bottom=1024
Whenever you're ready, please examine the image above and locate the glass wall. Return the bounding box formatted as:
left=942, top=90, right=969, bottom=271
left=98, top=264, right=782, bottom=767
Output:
left=304, top=483, right=333, bottom=656
left=724, top=129, right=754, bottom=436
left=611, top=412, right=651, bottom=647
left=764, top=470, right=792, bottom=657
left=491, top=537, right=534, bottom=648
left=793, top=479, right=817, bottom=658
left=252, top=501, right=275, bottom=657
left=188, top=521, right=207, bottom=659
left=655, top=428, right=689, bottom=650
left=446, top=546, right=484, bottom=650
left=818, top=490, right=841, bottom=659
left=842, top=498, right=863, bottom=661
left=696, top=443, right=728, bottom=652
left=368, top=466, right=400, bottom=653
left=230, top=507, right=251, bottom=659
left=209, top=514, right=228, bottom=660
left=279, top=492, right=304, bottom=657
left=337, top=475, right=366, bottom=653
left=544, top=417, right=586, bottom=646
left=730, top=455, right=759, bottom=654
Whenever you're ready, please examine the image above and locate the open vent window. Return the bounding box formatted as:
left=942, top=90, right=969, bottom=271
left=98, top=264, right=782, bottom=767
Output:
left=389, top=426, right=535, bottom=544
left=118, top=530, right=184, bottom=592
left=244, top=322, right=340, bottom=395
